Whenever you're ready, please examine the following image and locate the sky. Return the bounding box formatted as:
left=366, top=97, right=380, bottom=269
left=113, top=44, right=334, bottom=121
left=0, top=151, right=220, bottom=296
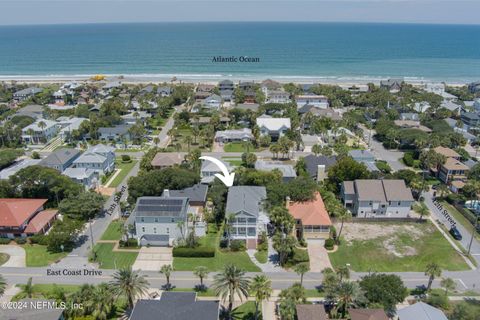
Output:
left=0, top=0, right=479, bottom=26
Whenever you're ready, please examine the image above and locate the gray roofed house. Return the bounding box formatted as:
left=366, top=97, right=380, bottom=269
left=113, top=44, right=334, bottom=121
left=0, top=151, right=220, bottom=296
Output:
left=63, top=167, right=98, bottom=190
left=72, top=144, right=115, bottom=175
left=255, top=160, right=297, bottom=182
left=398, top=302, right=448, bottom=320
left=0, top=299, right=64, bottom=320
left=165, top=184, right=208, bottom=207
left=98, top=124, right=132, bottom=141
left=219, top=79, right=234, bottom=91
left=214, top=128, right=253, bottom=143
left=157, top=86, right=173, bottom=97
left=234, top=103, right=260, bottom=112
left=341, top=179, right=414, bottom=218
left=349, top=149, right=379, bottom=173
left=203, top=94, right=222, bottom=110
left=201, top=159, right=232, bottom=184
left=13, top=87, right=44, bottom=102
left=220, top=89, right=233, bottom=101
left=380, top=78, right=403, bottom=93
left=303, top=155, right=337, bottom=181
left=296, top=304, right=328, bottom=320
left=130, top=292, right=220, bottom=320
left=39, top=148, right=81, bottom=172
left=12, top=104, right=45, bottom=120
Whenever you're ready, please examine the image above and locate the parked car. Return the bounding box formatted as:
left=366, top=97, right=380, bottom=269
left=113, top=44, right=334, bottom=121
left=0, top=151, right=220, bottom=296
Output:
left=449, top=227, right=462, bottom=240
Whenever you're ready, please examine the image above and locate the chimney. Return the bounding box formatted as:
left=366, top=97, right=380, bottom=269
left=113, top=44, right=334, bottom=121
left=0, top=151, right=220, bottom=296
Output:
left=317, top=165, right=326, bottom=182
left=164, top=189, right=170, bottom=198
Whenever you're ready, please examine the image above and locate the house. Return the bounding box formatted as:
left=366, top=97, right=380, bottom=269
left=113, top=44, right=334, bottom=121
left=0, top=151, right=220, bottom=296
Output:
left=398, top=302, right=448, bottom=320
left=349, top=149, right=375, bottom=162
left=214, top=128, right=253, bottom=143
left=413, top=101, right=431, bottom=113
left=441, top=100, right=461, bottom=114
left=21, top=119, right=59, bottom=144
left=52, top=89, right=66, bottom=104
left=295, top=94, right=329, bottom=109
left=130, top=292, right=220, bottom=320
left=287, top=192, right=332, bottom=240
left=460, top=111, right=480, bottom=128
left=256, top=116, right=291, bottom=138
left=201, top=159, right=232, bottom=184
left=341, top=179, right=414, bottom=218
left=0, top=199, right=57, bottom=238
left=13, top=104, right=45, bottom=120
left=218, top=79, right=234, bottom=91
left=394, top=120, right=432, bottom=133
left=243, top=90, right=256, bottom=104
left=468, top=81, right=480, bottom=94
left=197, top=84, right=215, bottom=93
left=39, top=148, right=81, bottom=172
left=254, top=160, right=297, bottom=182
left=225, top=186, right=268, bottom=249
left=235, top=103, right=260, bottom=112
left=56, top=117, right=89, bottom=141
left=98, top=124, right=132, bottom=141
left=220, top=89, right=233, bottom=102
left=380, top=78, right=403, bottom=93
left=133, top=196, right=189, bottom=246
left=265, top=90, right=291, bottom=104
left=151, top=152, right=185, bottom=169
left=438, top=157, right=469, bottom=184
left=238, top=81, right=255, bottom=91
left=1, top=299, right=65, bottom=320
left=202, top=94, right=222, bottom=110
left=165, top=184, right=208, bottom=207
left=72, top=144, right=115, bottom=175
left=348, top=308, right=389, bottom=320
left=121, top=111, right=150, bottom=125
left=63, top=167, right=99, bottom=190
left=299, top=106, right=341, bottom=120
left=296, top=304, right=328, bottom=320
left=157, top=86, right=173, bottom=97
left=433, top=146, right=461, bottom=160
left=13, top=87, right=44, bottom=102
left=261, top=79, right=282, bottom=91
left=303, top=155, right=337, bottom=181
left=0, top=158, right=41, bottom=180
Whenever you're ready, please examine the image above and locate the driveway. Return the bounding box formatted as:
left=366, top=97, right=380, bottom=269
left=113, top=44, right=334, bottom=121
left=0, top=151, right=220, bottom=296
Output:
left=306, top=240, right=332, bottom=272
left=0, top=245, right=26, bottom=267
left=132, top=247, right=172, bottom=271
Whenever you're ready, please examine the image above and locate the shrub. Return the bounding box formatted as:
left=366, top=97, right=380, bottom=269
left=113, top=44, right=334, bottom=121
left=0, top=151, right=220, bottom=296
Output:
left=292, top=248, right=309, bottom=263
left=173, top=246, right=215, bottom=257
left=298, top=238, right=307, bottom=248
left=330, top=226, right=337, bottom=240
left=119, top=238, right=138, bottom=247
left=121, top=155, right=132, bottom=163
left=29, top=234, right=47, bottom=245
left=403, top=152, right=415, bottom=167
left=0, top=238, right=11, bottom=245
left=427, top=292, right=450, bottom=309
left=446, top=193, right=466, bottom=205
left=31, top=151, right=41, bottom=160
left=230, top=239, right=246, bottom=252
left=324, top=238, right=335, bottom=250
left=257, top=241, right=268, bottom=252
left=14, top=238, right=27, bottom=245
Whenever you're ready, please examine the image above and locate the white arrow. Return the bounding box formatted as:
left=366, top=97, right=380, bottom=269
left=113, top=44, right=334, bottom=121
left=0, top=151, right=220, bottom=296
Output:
left=199, top=156, right=235, bottom=187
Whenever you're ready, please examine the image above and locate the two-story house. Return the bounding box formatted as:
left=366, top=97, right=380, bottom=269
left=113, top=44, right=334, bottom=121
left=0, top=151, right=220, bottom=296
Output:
left=225, top=186, right=268, bottom=249
left=72, top=144, right=115, bottom=175
left=21, top=119, right=59, bottom=144
left=13, top=87, right=43, bottom=102
left=98, top=124, right=132, bottom=142
left=39, top=148, right=81, bottom=172
left=295, top=94, right=329, bottom=109
left=256, top=116, right=291, bottom=139
left=432, top=146, right=470, bottom=185
left=265, top=90, right=291, bottom=104
left=200, top=159, right=232, bottom=184
left=203, top=94, right=222, bottom=110
left=341, top=179, right=414, bottom=218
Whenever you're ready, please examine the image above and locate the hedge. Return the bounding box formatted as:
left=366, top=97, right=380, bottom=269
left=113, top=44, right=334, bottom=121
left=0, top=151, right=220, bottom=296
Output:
left=173, top=246, right=215, bottom=258
left=0, top=238, right=11, bottom=245
left=324, top=238, right=335, bottom=250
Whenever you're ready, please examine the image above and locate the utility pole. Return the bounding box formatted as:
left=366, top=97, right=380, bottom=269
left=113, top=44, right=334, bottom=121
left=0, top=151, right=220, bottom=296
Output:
left=467, top=216, right=479, bottom=255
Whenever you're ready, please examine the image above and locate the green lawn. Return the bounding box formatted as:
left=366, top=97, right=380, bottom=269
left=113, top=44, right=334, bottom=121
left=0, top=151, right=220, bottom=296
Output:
left=93, top=243, right=138, bottom=269
left=108, top=159, right=138, bottom=188
left=233, top=301, right=261, bottom=320
left=21, top=244, right=69, bottom=267
left=254, top=250, right=268, bottom=264
left=101, top=220, right=125, bottom=241
left=222, top=157, right=243, bottom=166
left=329, top=222, right=469, bottom=272
left=173, top=228, right=260, bottom=272
left=172, top=288, right=217, bottom=297
left=0, top=253, right=9, bottom=266
left=224, top=142, right=255, bottom=153
left=441, top=201, right=479, bottom=241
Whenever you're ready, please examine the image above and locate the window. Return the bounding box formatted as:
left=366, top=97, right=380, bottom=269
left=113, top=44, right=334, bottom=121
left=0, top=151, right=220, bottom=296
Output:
left=154, top=218, right=158, bottom=223
left=238, top=227, right=246, bottom=235
left=369, top=202, right=372, bottom=205
left=247, top=218, right=256, bottom=223
left=398, top=202, right=401, bottom=205
left=237, top=218, right=246, bottom=223
left=171, top=218, right=174, bottom=222
left=248, top=228, right=256, bottom=236
left=141, top=217, right=144, bottom=222
left=166, top=228, right=169, bottom=234
left=142, top=227, right=145, bottom=232
left=153, top=227, right=157, bottom=234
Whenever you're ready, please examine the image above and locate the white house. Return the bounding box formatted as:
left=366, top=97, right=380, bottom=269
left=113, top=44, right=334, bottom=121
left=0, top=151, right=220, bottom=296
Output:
left=21, top=119, right=59, bottom=144
left=214, top=128, right=254, bottom=143
left=225, top=186, right=268, bottom=249
left=72, top=144, right=115, bottom=175
left=295, top=94, right=329, bottom=109
left=63, top=167, right=99, bottom=190
left=203, top=94, right=222, bottom=110
left=264, top=89, right=291, bottom=104
left=200, top=159, right=232, bottom=184
left=256, top=116, right=291, bottom=138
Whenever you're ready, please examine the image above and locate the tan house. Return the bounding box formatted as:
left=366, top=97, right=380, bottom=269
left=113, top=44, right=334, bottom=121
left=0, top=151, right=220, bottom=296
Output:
left=151, top=152, right=185, bottom=169
left=287, top=192, right=332, bottom=240
left=296, top=305, right=328, bottom=320
left=432, top=146, right=469, bottom=185
left=349, top=308, right=389, bottom=320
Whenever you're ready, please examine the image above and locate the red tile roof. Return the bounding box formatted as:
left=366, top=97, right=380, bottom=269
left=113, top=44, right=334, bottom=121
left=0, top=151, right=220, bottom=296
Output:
left=24, top=209, right=57, bottom=234
left=287, top=192, right=332, bottom=226
left=0, top=199, right=48, bottom=227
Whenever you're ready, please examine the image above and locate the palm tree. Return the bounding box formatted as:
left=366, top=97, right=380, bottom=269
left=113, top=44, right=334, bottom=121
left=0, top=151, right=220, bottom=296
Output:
left=425, top=262, right=442, bottom=291
left=436, top=184, right=449, bottom=198
left=335, top=281, right=365, bottom=318
left=153, top=137, right=160, bottom=146
left=440, top=277, right=456, bottom=296
left=0, top=275, right=6, bottom=297
left=184, top=135, right=193, bottom=151
left=193, top=266, right=209, bottom=289
left=212, top=264, right=250, bottom=318
left=249, top=275, right=272, bottom=320
left=177, top=220, right=185, bottom=241
left=293, top=263, right=310, bottom=286
left=311, top=144, right=322, bottom=156
left=414, top=201, right=430, bottom=221
left=336, top=265, right=350, bottom=282
left=160, top=264, right=173, bottom=290
left=335, top=206, right=351, bottom=245
left=37, top=120, right=47, bottom=143
left=91, top=283, right=114, bottom=320
left=20, top=277, right=34, bottom=298
left=110, top=267, right=149, bottom=310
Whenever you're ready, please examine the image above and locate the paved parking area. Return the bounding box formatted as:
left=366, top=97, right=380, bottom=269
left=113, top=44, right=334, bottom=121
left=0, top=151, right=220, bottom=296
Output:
left=0, top=245, right=26, bottom=267
left=306, top=239, right=332, bottom=272
left=132, top=247, right=172, bottom=271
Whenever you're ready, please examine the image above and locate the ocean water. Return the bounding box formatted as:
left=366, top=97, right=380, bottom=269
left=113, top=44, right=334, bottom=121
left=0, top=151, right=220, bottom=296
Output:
left=0, top=22, right=479, bottom=82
